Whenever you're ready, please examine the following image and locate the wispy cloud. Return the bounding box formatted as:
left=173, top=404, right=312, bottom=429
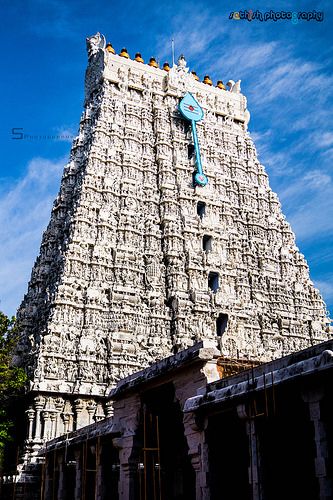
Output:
left=279, top=170, right=332, bottom=201
left=53, top=124, right=77, bottom=143
left=313, top=279, right=333, bottom=305
left=1, top=0, right=332, bottom=316
left=310, top=131, right=333, bottom=149
left=156, top=11, right=227, bottom=63
left=0, top=157, right=64, bottom=316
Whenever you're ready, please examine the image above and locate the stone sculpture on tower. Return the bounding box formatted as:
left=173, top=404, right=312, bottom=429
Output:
left=14, top=32, right=331, bottom=462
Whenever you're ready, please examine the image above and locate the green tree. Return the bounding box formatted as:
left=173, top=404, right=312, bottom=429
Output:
left=0, top=312, right=27, bottom=471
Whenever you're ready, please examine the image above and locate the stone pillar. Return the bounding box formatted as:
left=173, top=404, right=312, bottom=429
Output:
left=50, top=411, right=57, bottom=440
left=95, top=438, right=103, bottom=500
left=26, top=408, right=35, bottom=441
left=237, top=404, right=262, bottom=500
left=105, top=400, right=114, bottom=418
left=57, top=453, right=65, bottom=500
left=62, top=400, right=74, bottom=434
left=62, top=413, right=70, bottom=434
left=42, top=411, right=51, bottom=441
left=54, top=397, right=65, bottom=437
left=43, top=455, right=52, bottom=500
left=182, top=412, right=209, bottom=500
left=302, top=390, right=332, bottom=500
left=114, top=436, right=138, bottom=500
left=74, top=399, right=85, bottom=430
left=95, top=403, right=105, bottom=422
left=74, top=448, right=82, bottom=500
left=113, top=394, right=141, bottom=500
left=87, top=400, right=97, bottom=425
left=172, top=349, right=220, bottom=500
left=34, top=396, right=45, bottom=442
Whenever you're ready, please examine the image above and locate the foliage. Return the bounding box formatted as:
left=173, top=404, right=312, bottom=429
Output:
left=0, top=312, right=27, bottom=453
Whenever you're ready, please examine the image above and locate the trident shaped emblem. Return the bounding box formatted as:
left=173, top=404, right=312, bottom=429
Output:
left=178, top=93, right=208, bottom=187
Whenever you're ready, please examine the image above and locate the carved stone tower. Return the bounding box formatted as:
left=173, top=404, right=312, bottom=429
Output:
left=15, top=33, right=330, bottom=461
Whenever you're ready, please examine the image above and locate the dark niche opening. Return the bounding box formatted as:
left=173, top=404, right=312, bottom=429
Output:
left=197, top=201, right=206, bottom=219
left=203, top=235, right=212, bottom=252
left=208, top=272, right=219, bottom=293
left=216, top=313, right=228, bottom=336
left=188, top=143, right=195, bottom=159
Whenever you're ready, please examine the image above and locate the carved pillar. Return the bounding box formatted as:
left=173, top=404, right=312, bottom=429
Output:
left=42, top=411, right=51, bottom=441
left=50, top=411, right=57, bottom=440
left=74, top=399, right=85, bottom=430
left=62, top=413, right=70, bottom=434
left=54, top=397, right=65, bottom=438
left=237, top=404, right=262, bottom=500
left=95, top=403, right=105, bottom=422
left=87, top=400, right=97, bottom=425
left=62, top=400, right=74, bottom=434
left=182, top=412, right=209, bottom=500
left=113, top=395, right=141, bottom=500
left=105, top=400, right=114, bottom=418
left=302, top=390, right=332, bottom=499
left=113, top=435, right=138, bottom=500
left=34, top=396, right=45, bottom=441
left=173, top=348, right=220, bottom=499
left=26, top=408, right=35, bottom=441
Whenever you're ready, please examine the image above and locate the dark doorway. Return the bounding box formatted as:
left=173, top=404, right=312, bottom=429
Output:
left=82, top=440, right=97, bottom=500
left=207, top=410, right=250, bottom=500
left=257, top=386, right=318, bottom=500
left=100, top=435, right=120, bottom=499
left=138, top=383, right=196, bottom=500
left=63, top=446, right=76, bottom=500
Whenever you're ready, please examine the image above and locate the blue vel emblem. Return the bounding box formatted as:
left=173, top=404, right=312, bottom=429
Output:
left=179, top=93, right=208, bottom=187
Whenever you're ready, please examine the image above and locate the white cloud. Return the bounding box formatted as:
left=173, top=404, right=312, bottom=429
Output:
left=0, top=157, right=64, bottom=316
left=310, top=131, right=333, bottom=149
left=53, top=125, right=77, bottom=143
left=279, top=170, right=332, bottom=201
left=214, top=41, right=279, bottom=79
left=288, top=193, right=333, bottom=240
left=313, top=279, right=333, bottom=303
left=274, top=169, right=333, bottom=241
left=304, top=170, right=331, bottom=189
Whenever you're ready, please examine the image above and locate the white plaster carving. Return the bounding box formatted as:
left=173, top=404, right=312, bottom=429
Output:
left=15, top=33, right=332, bottom=459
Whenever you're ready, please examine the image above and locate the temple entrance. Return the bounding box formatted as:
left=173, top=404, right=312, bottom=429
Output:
left=257, top=387, right=318, bottom=500
left=207, top=409, right=250, bottom=499
left=137, top=383, right=195, bottom=500
left=100, top=435, right=120, bottom=499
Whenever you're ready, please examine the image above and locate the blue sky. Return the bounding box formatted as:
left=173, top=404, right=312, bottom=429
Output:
left=0, top=0, right=332, bottom=318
